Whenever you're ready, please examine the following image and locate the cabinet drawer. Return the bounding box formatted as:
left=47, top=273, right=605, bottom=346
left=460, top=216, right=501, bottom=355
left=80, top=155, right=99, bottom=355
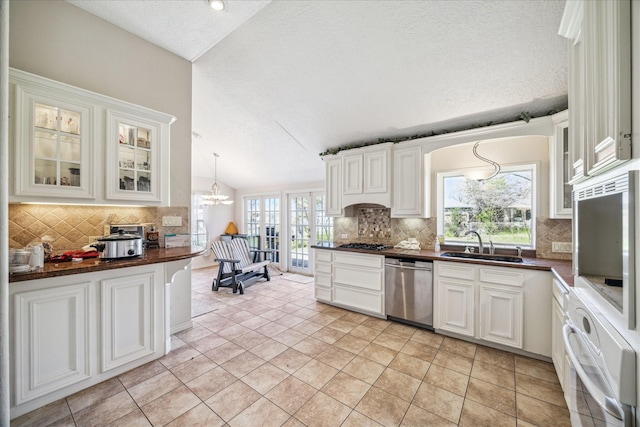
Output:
left=314, top=286, right=331, bottom=302
left=315, top=262, right=331, bottom=275
left=315, top=250, right=332, bottom=263
left=333, top=252, right=383, bottom=269
left=437, top=263, right=475, bottom=280
left=314, top=273, right=331, bottom=287
left=552, top=278, right=568, bottom=310
left=333, top=265, right=383, bottom=291
left=479, top=268, right=523, bottom=287
left=333, top=285, right=383, bottom=315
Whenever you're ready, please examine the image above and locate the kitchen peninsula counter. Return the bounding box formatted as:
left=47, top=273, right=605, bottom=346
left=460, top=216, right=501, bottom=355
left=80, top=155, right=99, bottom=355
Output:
left=9, top=245, right=206, bottom=283
left=311, top=243, right=573, bottom=286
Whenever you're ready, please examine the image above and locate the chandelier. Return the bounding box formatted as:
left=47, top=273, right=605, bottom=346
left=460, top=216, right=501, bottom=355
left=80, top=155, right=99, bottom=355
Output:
left=202, top=153, right=234, bottom=205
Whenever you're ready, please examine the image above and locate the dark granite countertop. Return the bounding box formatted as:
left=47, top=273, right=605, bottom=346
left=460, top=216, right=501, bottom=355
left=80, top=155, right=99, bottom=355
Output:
left=311, top=243, right=573, bottom=287
left=9, top=246, right=206, bottom=283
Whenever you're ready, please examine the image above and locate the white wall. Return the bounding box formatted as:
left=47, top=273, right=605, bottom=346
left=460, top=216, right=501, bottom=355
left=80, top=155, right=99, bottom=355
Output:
left=191, top=175, right=237, bottom=269
left=9, top=0, right=192, bottom=207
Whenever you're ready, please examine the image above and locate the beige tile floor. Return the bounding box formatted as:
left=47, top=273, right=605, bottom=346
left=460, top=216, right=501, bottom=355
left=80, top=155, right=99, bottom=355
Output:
left=12, top=266, right=572, bottom=427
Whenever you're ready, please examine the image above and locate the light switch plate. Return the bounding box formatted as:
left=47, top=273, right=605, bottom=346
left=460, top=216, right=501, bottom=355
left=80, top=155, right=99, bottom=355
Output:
left=552, top=242, right=572, bottom=253
left=162, top=216, right=182, bottom=227
left=341, top=234, right=348, bottom=239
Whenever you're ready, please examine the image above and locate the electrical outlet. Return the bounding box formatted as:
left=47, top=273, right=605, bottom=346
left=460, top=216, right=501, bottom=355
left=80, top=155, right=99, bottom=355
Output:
left=552, top=242, right=572, bottom=253
left=88, top=236, right=101, bottom=244
left=341, top=234, right=348, bottom=239
left=162, top=216, right=182, bottom=227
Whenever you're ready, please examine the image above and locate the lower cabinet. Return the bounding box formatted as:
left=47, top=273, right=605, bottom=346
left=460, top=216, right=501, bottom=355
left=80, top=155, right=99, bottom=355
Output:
left=10, top=264, right=167, bottom=419
left=551, top=278, right=569, bottom=389
left=479, top=285, right=523, bottom=348
left=13, top=282, right=92, bottom=406
left=313, top=249, right=385, bottom=316
left=101, top=273, right=156, bottom=372
left=434, top=261, right=550, bottom=356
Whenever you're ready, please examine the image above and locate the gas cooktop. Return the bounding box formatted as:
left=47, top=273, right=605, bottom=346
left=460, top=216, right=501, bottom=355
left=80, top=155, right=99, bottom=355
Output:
left=338, top=243, right=392, bottom=251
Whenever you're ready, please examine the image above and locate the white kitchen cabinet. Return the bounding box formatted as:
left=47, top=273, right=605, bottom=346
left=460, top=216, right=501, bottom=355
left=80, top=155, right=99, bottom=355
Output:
left=479, top=286, right=523, bottom=348
left=551, top=278, right=569, bottom=390
left=560, top=0, right=631, bottom=181
left=9, top=264, right=167, bottom=419
left=101, top=272, right=157, bottom=372
left=391, top=145, right=428, bottom=218
left=313, top=250, right=385, bottom=317
left=9, top=68, right=174, bottom=205
left=13, top=282, right=92, bottom=406
left=550, top=110, right=572, bottom=218
left=11, top=71, right=96, bottom=200
left=435, top=279, right=475, bottom=337
left=313, top=248, right=333, bottom=302
left=341, top=144, right=392, bottom=208
left=106, top=108, right=171, bottom=203
left=434, top=262, right=475, bottom=336
left=333, top=252, right=385, bottom=316
left=434, top=261, right=551, bottom=356
left=324, top=156, right=343, bottom=216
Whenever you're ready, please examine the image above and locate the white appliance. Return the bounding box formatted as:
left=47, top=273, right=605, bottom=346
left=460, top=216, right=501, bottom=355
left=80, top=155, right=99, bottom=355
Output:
left=573, top=170, right=636, bottom=329
left=563, top=288, right=636, bottom=426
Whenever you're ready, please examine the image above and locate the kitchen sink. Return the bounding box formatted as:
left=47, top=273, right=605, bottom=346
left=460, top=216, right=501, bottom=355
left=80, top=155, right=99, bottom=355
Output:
left=440, top=252, right=523, bottom=263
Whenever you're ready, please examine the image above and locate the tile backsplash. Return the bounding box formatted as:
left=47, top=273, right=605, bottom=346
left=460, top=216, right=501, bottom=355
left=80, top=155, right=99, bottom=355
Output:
left=9, top=204, right=189, bottom=252
left=333, top=205, right=572, bottom=260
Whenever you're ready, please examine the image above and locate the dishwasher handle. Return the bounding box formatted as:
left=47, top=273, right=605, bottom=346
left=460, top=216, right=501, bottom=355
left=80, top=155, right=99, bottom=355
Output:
left=384, top=260, right=432, bottom=271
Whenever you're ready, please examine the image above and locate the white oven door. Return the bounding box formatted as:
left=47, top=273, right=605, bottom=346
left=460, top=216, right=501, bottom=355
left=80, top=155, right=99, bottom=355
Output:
left=563, top=322, right=632, bottom=426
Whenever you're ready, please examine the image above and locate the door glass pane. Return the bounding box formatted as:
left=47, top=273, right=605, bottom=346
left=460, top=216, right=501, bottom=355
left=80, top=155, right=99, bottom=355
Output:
left=264, top=197, right=280, bottom=263
left=35, top=103, right=57, bottom=131
left=60, top=162, right=80, bottom=187
left=34, top=159, right=57, bottom=185
left=34, top=131, right=56, bottom=158
left=59, top=135, right=81, bottom=162
left=246, top=198, right=261, bottom=250
left=290, top=195, right=309, bottom=270
left=59, top=109, right=80, bottom=134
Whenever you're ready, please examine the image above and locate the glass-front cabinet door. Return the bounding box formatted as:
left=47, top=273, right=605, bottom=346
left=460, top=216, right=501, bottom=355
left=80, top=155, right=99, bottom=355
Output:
left=106, top=110, right=170, bottom=203
left=13, top=87, right=95, bottom=199
left=117, top=122, right=153, bottom=193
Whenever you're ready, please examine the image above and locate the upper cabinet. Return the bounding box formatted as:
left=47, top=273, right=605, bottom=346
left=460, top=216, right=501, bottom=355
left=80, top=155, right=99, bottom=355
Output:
left=341, top=144, right=392, bottom=208
left=324, top=156, right=343, bottom=216
left=106, top=109, right=170, bottom=203
left=12, top=78, right=97, bottom=200
left=391, top=145, right=428, bottom=218
left=550, top=110, right=572, bottom=218
left=559, top=0, right=631, bottom=182
left=324, top=142, right=431, bottom=218
left=9, top=68, right=175, bottom=205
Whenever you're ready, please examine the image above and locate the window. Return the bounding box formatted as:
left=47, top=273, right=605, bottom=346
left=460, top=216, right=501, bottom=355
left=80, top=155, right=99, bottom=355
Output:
left=191, top=193, right=208, bottom=247
left=438, top=165, right=536, bottom=247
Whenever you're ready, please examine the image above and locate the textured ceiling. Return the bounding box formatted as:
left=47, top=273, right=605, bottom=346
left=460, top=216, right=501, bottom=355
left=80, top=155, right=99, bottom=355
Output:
left=67, top=0, right=568, bottom=190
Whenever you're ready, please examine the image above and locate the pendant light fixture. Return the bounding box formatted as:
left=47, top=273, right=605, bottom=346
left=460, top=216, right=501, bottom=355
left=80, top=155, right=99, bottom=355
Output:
left=202, top=153, right=233, bottom=205
left=464, top=141, right=501, bottom=181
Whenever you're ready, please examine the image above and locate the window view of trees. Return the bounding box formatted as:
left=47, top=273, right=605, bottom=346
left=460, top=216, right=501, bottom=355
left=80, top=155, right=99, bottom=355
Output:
left=443, top=170, right=533, bottom=246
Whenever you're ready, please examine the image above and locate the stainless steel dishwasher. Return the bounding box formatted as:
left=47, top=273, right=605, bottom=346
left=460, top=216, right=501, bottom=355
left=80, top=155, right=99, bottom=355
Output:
left=385, top=258, right=433, bottom=329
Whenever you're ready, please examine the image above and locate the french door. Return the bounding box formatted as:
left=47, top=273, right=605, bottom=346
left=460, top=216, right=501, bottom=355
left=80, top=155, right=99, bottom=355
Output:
left=244, top=195, right=280, bottom=264
left=289, top=192, right=332, bottom=274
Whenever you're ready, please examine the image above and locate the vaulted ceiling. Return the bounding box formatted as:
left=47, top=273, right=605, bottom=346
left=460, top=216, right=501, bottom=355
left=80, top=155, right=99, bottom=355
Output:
left=67, top=0, right=568, bottom=190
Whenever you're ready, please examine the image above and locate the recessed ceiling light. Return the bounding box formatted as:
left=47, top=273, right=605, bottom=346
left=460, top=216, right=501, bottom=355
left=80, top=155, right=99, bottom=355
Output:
left=207, top=0, right=226, bottom=11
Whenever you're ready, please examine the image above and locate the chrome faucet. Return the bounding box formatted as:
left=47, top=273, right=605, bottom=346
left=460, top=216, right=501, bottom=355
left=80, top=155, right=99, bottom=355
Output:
left=463, top=230, right=484, bottom=254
